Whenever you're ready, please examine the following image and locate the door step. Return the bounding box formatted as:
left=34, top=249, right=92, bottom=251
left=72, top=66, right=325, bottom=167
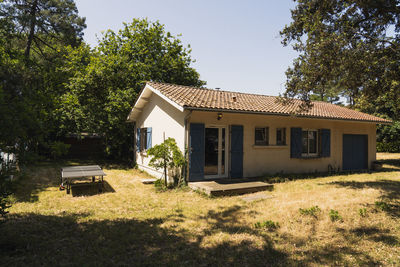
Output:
left=189, top=180, right=273, bottom=197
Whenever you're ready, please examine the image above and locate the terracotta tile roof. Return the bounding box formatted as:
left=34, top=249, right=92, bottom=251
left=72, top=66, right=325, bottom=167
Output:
left=147, top=82, right=391, bottom=123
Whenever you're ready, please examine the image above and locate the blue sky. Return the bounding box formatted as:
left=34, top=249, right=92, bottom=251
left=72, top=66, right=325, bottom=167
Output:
left=75, top=0, right=298, bottom=96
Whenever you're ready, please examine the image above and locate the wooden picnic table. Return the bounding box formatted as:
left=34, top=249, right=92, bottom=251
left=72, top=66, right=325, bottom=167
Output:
left=61, top=165, right=106, bottom=194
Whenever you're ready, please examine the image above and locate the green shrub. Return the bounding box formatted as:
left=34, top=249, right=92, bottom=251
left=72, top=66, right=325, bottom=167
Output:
left=375, top=201, right=390, bottom=211
left=329, top=209, right=342, bottom=222
left=359, top=208, right=367, bottom=217
left=299, top=206, right=321, bottom=217
left=254, top=220, right=280, bottom=231
left=147, top=138, right=187, bottom=188
left=154, top=179, right=168, bottom=192
left=50, top=142, right=71, bottom=159
left=0, top=172, right=11, bottom=220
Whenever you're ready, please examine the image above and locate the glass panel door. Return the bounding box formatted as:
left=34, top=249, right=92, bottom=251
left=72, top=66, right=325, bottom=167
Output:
left=204, top=126, right=227, bottom=178
left=204, top=128, right=219, bottom=175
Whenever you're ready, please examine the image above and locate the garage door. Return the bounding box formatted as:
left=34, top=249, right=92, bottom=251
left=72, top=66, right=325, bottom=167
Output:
left=342, top=134, right=368, bottom=171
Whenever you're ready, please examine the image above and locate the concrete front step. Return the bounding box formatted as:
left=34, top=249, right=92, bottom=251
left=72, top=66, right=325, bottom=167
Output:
left=141, top=178, right=158, bottom=184
left=188, top=180, right=273, bottom=197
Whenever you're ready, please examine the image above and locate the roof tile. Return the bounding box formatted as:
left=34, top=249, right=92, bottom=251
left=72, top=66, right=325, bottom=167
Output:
left=147, top=82, right=391, bottom=123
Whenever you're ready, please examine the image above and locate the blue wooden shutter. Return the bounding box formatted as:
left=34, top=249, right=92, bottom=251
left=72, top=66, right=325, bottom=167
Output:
left=231, top=125, right=244, bottom=178
left=290, top=127, right=302, bottom=158
left=136, top=128, right=141, bottom=152
left=321, top=129, right=331, bottom=157
left=146, top=127, right=152, bottom=149
left=189, top=123, right=205, bottom=181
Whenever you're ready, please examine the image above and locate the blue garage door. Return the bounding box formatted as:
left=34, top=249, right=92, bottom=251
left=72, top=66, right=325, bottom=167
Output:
left=342, top=134, right=368, bottom=171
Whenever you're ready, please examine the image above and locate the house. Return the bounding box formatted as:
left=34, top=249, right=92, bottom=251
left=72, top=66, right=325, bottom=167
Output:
left=127, top=82, right=390, bottom=181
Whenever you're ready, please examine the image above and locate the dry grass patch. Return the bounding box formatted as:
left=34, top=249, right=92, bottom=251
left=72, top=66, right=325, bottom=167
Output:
left=1, top=154, right=400, bottom=266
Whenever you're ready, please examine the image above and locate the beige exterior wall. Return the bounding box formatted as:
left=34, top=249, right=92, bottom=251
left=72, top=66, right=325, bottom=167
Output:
left=135, top=92, right=186, bottom=179
left=188, top=111, right=377, bottom=178
left=134, top=93, right=377, bottom=179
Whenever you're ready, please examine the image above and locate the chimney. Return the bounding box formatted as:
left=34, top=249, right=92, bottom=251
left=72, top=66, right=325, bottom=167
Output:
left=215, top=87, right=220, bottom=90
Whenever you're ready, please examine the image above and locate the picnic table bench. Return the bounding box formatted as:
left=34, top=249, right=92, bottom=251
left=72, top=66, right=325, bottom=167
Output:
left=61, top=165, right=106, bottom=194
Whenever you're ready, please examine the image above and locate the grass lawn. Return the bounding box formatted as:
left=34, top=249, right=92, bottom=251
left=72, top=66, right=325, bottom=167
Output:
left=1, top=153, right=400, bottom=266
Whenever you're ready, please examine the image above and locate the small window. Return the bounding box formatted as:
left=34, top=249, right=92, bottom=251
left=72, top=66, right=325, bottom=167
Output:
left=140, top=127, right=147, bottom=151
left=276, top=128, right=286, bottom=145
left=302, top=130, right=318, bottom=156
left=255, top=127, right=269, bottom=146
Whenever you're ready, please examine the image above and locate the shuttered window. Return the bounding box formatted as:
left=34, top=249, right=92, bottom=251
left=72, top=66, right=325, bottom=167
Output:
left=302, top=130, right=318, bottom=156
left=138, top=127, right=152, bottom=151
left=291, top=127, right=330, bottom=158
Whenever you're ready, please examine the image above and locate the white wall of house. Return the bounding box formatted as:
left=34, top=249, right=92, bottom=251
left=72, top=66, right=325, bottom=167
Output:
left=135, top=92, right=186, bottom=179
left=189, top=111, right=376, bottom=177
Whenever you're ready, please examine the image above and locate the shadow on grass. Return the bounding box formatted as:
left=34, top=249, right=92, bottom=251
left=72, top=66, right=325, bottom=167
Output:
left=0, top=211, right=288, bottom=266
left=195, top=205, right=381, bottom=266
left=70, top=181, right=115, bottom=197
left=11, top=166, right=61, bottom=203
left=327, top=180, right=400, bottom=200
left=378, top=158, right=400, bottom=171
left=349, top=226, right=400, bottom=246
left=12, top=161, right=122, bottom=203
left=1, top=204, right=391, bottom=266
left=326, top=180, right=400, bottom=218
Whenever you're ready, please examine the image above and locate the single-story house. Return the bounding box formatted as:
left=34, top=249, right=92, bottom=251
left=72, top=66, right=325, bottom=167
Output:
left=127, top=82, right=390, bottom=181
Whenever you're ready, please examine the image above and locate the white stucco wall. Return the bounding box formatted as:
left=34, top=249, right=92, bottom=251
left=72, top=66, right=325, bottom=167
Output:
left=135, top=92, right=186, bottom=179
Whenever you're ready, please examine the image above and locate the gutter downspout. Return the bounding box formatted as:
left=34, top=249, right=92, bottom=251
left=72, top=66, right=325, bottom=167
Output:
left=183, top=110, right=192, bottom=183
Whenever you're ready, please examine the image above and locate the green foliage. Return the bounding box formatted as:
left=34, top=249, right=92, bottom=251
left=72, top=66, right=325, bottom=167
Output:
left=0, top=4, right=204, bottom=164
left=1, top=0, right=86, bottom=58
left=49, top=141, right=71, bottom=159
left=254, top=220, right=280, bottom=231
left=329, top=209, right=342, bottom=222
left=375, top=201, right=390, bottom=211
left=281, top=0, right=400, bottom=111
left=299, top=206, right=321, bottom=217
left=59, top=19, right=204, bottom=160
left=376, top=121, right=400, bottom=152
left=0, top=172, right=11, bottom=220
left=154, top=179, right=168, bottom=192
left=0, top=0, right=86, bottom=162
left=147, top=138, right=186, bottom=187
left=359, top=208, right=367, bottom=217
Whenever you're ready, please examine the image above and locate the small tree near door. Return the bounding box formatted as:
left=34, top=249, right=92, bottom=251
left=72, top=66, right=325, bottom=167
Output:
left=147, top=138, right=186, bottom=187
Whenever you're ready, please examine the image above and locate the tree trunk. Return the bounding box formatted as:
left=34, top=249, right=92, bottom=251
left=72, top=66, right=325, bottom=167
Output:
left=25, top=0, right=38, bottom=59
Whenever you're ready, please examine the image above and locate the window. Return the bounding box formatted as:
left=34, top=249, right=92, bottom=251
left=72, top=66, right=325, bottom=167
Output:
left=140, top=127, right=147, bottom=152
left=302, top=130, right=318, bottom=156
left=276, top=128, right=286, bottom=145
left=255, top=127, right=269, bottom=146
left=138, top=127, right=152, bottom=152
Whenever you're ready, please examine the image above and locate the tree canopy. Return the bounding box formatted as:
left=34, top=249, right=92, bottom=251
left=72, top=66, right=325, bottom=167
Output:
left=0, top=0, right=86, bottom=157
left=56, top=19, right=204, bottom=160
left=0, top=0, right=204, bottom=161
left=281, top=0, right=400, bottom=106
left=281, top=0, right=400, bottom=151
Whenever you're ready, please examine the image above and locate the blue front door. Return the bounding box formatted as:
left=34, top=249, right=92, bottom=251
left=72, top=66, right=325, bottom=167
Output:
left=230, top=125, right=243, bottom=178
left=189, top=123, right=205, bottom=181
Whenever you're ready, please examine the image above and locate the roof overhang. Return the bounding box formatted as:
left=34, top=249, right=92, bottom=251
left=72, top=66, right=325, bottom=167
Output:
left=127, top=83, right=184, bottom=122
